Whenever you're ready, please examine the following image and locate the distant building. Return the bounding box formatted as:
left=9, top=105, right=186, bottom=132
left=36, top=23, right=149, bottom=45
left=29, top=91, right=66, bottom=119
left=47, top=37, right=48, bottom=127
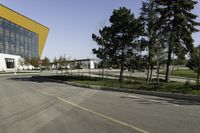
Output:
left=0, top=4, right=49, bottom=71
left=66, top=59, right=97, bottom=69
left=52, top=59, right=97, bottom=70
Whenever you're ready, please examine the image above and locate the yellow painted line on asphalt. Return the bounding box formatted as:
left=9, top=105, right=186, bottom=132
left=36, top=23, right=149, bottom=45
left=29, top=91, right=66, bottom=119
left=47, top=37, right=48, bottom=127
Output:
left=57, top=97, right=150, bottom=133
left=38, top=90, right=150, bottom=133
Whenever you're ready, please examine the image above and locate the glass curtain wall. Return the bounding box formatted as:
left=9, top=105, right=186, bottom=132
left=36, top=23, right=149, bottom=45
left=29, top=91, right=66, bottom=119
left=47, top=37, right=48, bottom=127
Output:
left=0, top=17, right=38, bottom=59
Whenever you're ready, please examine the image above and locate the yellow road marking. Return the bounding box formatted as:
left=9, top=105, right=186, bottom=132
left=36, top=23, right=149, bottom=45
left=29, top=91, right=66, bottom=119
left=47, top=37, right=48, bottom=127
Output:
left=57, top=97, right=150, bottom=133
left=39, top=91, right=150, bottom=133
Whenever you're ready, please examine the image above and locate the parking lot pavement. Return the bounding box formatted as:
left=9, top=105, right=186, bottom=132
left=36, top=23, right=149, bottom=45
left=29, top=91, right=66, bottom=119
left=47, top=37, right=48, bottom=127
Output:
left=0, top=76, right=200, bottom=133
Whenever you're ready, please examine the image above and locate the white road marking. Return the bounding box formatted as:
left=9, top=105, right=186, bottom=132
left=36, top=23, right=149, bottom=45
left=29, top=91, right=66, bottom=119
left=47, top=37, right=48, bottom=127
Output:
left=127, top=95, right=140, bottom=99
left=126, top=95, right=180, bottom=107
left=145, top=99, right=162, bottom=103
left=144, top=99, right=180, bottom=107
left=174, top=104, right=180, bottom=107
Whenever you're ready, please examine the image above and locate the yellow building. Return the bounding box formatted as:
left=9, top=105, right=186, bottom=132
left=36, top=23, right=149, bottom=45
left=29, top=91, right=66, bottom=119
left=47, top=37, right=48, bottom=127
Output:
left=0, top=4, right=49, bottom=59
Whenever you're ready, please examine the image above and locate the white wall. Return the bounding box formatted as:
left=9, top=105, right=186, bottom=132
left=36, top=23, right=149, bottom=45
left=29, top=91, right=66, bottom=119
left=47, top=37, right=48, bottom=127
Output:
left=0, top=53, right=22, bottom=71
left=90, top=60, right=95, bottom=69
left=0, top=53, right=34, bottom=71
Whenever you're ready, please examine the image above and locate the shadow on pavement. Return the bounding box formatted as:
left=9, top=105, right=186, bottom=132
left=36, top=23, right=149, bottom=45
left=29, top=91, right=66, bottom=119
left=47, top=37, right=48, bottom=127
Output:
left=8, top=76, right=56, bottom=83
left=0, top=99, right=57, bottom=127
left=8, top=76, right=200, bottom=106
left=120, top=96, right=200, bottom=106
left=151, top=97, right=200, bottom=106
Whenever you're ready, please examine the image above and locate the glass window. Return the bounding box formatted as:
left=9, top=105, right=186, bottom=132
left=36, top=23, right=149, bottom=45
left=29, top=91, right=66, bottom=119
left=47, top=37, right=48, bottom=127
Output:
left=0, top=26, right=3, bottom=53
left=5, top=58, right=15, bottom=69
left=0, top=17, right=39, bottom=59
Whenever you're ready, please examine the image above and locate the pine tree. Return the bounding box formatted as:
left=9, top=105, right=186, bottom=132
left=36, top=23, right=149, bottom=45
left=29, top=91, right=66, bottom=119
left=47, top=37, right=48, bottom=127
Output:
left=92, top=7, right=143, bottom=82
left=42, top=57, right=50, bottom=69
left=140, top=0, right=159, bottom=82
left=155, top=0, right=200, bottom=82
left=92, top=26, right=112, bottom=78
left=187, top=46, right=200, bottom=86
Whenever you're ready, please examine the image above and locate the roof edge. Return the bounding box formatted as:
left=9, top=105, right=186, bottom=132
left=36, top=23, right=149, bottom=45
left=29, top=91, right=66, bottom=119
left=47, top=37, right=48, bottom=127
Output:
left=0, top=4, right=49, bottom=29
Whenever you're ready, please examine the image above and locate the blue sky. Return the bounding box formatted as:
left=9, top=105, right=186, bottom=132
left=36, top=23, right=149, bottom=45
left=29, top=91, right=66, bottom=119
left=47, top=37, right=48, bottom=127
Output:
left=1, top=0, right=200, bottom=60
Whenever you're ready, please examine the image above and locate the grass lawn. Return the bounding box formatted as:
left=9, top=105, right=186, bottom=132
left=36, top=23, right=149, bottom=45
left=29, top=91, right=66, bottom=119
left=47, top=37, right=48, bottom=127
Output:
left=160, top=69, right=197, bottom=79
left=42, top=75, right=200, bottom=96
left=90, top=72, right=147, bottom=82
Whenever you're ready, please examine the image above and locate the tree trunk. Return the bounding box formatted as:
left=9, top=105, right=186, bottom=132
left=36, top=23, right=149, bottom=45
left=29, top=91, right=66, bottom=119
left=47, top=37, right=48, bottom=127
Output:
left=156, top=59, right=160, bottom=84
left=147, top=48, right=152, bottom=82
left=102, top=67, right=104, bottom=78
left=156, top=43, right=160, bottom=84
left=172, top=52, right=175, bottom=71
left=102, top=45, right=105, bottom=79
left=146, top=58, right=150, bottom=82
left=149, top=64, right=153, bottom=82
left=165, top=43, right=172, bottom=83
left=102, top=59, right=104, bottom=78
left=119, top=66, right=124, bottom=82
left=119, top=49, right=124, bottom=82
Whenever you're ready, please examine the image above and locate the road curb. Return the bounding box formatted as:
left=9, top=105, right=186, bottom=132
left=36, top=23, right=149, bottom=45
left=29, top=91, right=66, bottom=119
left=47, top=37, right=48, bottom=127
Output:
left=157, top=74, right=196, bottom=81
left=33, top=76, right=200, bottom=102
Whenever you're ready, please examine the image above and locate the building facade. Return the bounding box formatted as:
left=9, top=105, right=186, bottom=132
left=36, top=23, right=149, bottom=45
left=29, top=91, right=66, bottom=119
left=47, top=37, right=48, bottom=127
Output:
left=0, top=4, right=49, bottom=71
left=0, top=18, right=39, bottom=59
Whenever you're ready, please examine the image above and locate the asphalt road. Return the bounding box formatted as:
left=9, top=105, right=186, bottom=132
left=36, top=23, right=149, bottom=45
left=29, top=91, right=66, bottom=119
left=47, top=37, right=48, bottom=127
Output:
left=0, top=75, right=200, bottom=133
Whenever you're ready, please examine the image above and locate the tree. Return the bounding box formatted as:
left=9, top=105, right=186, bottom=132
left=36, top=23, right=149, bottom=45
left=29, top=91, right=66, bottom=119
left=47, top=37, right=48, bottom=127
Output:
left=155, top=0, right=200, bottom=82
left=24, top=58, right=30, bottom=66
left=127, top=54, right=147, bottom=73
left=93, top=7, right=143, bottom=82
left=53, top=57, right=58, bottom=70
left=24, top=58, right=39, bottom=67
left=42, top=57, right=50, bottom=69
left=58, top=56, right=66, bottom=69
left=92, top=26, right=112, bottom=78
left=187, top=46, right=200, bottom=85
left=30, top=58, right=39, bottom=67
left=140, top=0, right=159, bottom=82
left=154, top=38, right=166, bottom=83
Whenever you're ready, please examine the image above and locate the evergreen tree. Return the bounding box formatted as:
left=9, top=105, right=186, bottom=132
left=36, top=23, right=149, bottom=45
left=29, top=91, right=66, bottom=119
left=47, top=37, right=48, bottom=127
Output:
left=140, top=0, right=159, bottom=82
left=92, top=7, right=143, bottom=82
left=30, top=58, right=39, bottom=67
left=42, top=57, right=50, bottom=69
left=92, top=26, right=112, bottom=78
left=155, top=0, right=200, bottom=82
left=53, top=57, right=58, bottom=70
left=187, top=46, right=200, bottom=86
left=58, top=56, right=66, bottom=68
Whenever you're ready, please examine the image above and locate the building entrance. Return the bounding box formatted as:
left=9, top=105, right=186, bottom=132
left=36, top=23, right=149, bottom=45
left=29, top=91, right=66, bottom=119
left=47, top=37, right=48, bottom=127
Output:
left=5, top=58, right=14, bottom=69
